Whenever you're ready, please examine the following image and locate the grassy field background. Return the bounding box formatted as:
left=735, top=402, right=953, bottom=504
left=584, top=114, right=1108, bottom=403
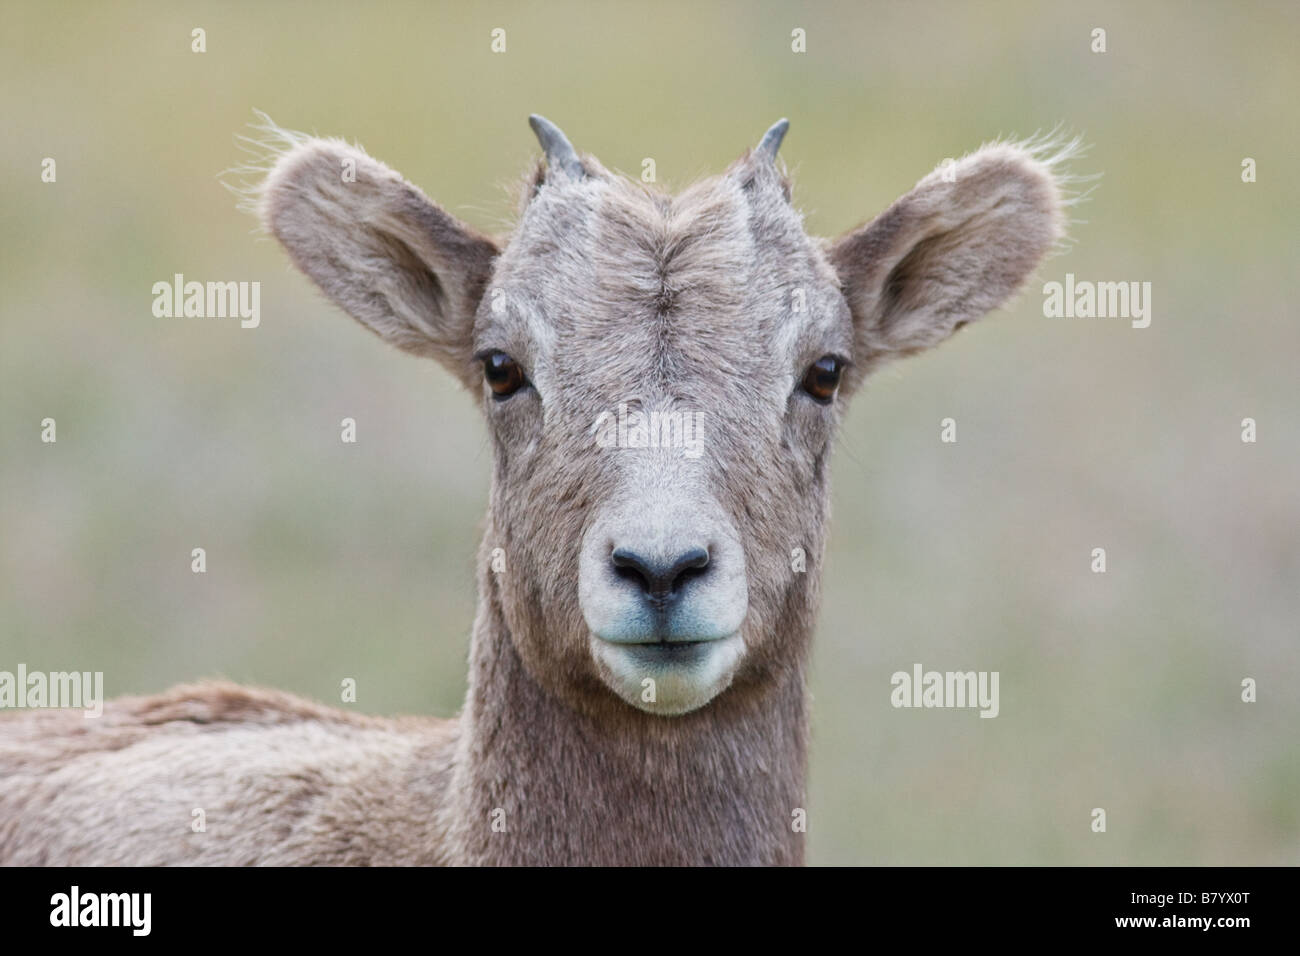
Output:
left=2, top=0, right=1297, bottom=863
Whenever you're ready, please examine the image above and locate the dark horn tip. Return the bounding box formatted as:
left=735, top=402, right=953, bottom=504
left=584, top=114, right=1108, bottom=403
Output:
left=756, top=118, right=791, bottom=160
left=527, top=114, right=585, bottom=179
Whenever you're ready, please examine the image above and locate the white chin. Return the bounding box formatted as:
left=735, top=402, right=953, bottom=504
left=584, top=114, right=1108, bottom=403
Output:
left=590, top=632, right=745, bottom=716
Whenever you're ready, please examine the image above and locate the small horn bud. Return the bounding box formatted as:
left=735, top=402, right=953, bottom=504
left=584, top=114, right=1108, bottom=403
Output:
left=528, top=114, right=585, bottom=180
left=755, top=118, right=790, bottom=161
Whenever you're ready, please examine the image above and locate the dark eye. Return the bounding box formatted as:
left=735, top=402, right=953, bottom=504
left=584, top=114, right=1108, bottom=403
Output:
left=479, top=350, right=528, bottom=399
left=800, top=355, right=845, bottom=404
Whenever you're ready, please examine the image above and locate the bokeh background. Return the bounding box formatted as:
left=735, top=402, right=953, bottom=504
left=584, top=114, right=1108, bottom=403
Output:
left=2, top=0, right=1296, bottom=864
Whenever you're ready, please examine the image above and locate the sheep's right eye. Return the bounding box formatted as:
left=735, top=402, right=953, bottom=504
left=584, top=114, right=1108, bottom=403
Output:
left=479, top=350, right=528, bottom=399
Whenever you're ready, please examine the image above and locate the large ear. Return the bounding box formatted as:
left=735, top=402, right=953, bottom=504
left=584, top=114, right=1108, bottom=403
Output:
left=829, top=139, right=1078, bottom=382
left=258, top=135, right=499, bottom=389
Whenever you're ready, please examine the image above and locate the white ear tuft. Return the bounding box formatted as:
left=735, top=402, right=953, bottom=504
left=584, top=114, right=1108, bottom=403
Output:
left=222, top=110, right=315, bottom=223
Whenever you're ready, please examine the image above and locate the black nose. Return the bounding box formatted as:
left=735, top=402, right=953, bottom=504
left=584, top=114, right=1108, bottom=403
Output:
left=611, top=546, right=710, bottom=602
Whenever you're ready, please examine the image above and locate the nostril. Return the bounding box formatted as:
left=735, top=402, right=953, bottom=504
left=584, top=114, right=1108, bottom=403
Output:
left=611, top=550, right=649, bottom=588
left=667, top=547, right=710, bottom=590
left=611, top=546, right=710, bottom=600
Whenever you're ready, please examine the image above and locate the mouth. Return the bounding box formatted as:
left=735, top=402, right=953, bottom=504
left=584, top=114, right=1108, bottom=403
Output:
left=589, top=631, right=746, bottom=715
left=607, top=639, right=717, bottom=666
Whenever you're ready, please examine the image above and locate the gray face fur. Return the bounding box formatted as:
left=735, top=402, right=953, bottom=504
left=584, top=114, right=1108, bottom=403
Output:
left=259, top=116, right=1071, bottom=717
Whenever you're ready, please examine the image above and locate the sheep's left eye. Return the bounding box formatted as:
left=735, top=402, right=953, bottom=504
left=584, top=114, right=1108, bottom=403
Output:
left=480, top=350, right=527, bottom=399
left=800, top=355, right=844, bottom=404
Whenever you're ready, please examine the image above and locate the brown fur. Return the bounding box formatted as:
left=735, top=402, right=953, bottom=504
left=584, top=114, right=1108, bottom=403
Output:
left=0, top=120, right=1078, bottom=865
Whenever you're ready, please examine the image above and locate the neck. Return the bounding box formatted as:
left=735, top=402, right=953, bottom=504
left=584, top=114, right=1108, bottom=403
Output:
left=441, top=588, right=809, bottom=865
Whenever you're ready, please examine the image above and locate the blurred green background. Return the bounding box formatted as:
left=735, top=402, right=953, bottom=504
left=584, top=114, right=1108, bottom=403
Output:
left=2, top=0, right=1297, bottom=864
